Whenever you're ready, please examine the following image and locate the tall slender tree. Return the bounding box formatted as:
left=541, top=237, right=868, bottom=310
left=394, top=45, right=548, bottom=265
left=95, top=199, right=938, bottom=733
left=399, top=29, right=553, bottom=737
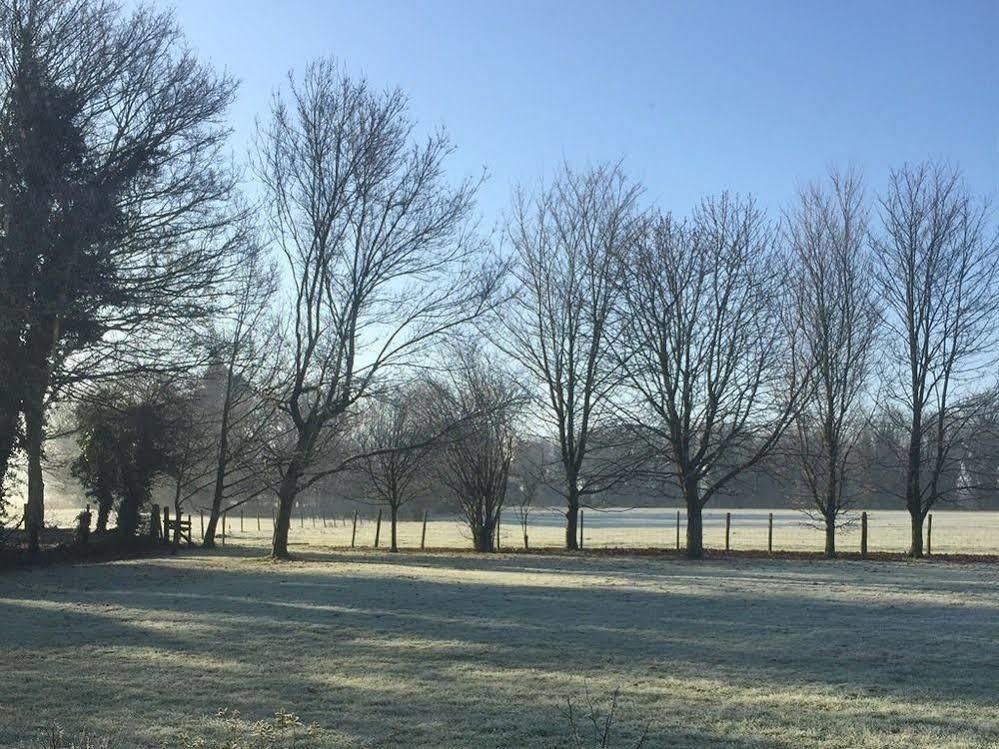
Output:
left=872, top=163, right=999, bottom=556
left=202, top=244, right=281, bottom=547
left=256, top=59, right=498, bottom=558
left=787, top=171, right=881, bottom=556
left=495, top=164, right=642, bottom=549
left=355, top=386, right=435, bottom=552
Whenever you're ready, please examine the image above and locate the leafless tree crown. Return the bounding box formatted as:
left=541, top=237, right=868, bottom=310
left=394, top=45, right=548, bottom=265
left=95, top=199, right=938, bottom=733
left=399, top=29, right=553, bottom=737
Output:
left=786, top=170, right=881, bottom=553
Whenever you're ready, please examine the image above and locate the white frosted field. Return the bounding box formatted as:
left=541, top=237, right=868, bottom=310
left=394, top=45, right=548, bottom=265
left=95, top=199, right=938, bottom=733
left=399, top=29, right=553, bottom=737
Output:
left=42, top=506, right=999, bottom=555
left=1, top=549, right=997, bottom=748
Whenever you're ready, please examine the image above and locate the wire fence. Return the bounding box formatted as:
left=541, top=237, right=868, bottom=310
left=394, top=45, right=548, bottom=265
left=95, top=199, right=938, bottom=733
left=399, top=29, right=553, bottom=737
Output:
left=40, top=506, right=999, bottom=555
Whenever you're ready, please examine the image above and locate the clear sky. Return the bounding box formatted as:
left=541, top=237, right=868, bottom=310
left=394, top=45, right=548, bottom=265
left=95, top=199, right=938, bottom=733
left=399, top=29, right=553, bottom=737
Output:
left=165, top=0, right=998, bottom=226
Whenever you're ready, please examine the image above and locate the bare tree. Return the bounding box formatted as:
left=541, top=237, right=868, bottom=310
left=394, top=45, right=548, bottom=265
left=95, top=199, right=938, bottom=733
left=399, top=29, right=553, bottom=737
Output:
left=786, top=171, right=881, bottom=556
left=201, top=244, right=281, bottom=547
left=355, top=386, right=435, bottom=552
left=871, top=163, right=999, bottom=556
left=159, top=379, right=217, bottom=544
left=495, top=164, right=642, bottom=549
left=425, top=343, right=523, bottom=552
left=618, top=196, right=808, bottom=558
left=510, top=439, right=552, bottom=550
left=256, top=59, right=498, bottom=558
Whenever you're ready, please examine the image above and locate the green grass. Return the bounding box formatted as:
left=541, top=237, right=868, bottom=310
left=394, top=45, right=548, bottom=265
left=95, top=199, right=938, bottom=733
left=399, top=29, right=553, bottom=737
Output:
left=1, top=549, right=997, bottom=747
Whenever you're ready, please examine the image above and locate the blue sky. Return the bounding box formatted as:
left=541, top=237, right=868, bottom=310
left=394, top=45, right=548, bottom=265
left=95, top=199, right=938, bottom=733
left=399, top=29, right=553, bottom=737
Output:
left=166, top=0, right=998, bottom=226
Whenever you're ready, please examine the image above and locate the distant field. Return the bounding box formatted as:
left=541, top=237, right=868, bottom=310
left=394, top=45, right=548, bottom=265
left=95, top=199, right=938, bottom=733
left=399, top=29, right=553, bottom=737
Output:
left=1, top=549, right=997, bottom=748
left=42, top=506, right=999, bottom=555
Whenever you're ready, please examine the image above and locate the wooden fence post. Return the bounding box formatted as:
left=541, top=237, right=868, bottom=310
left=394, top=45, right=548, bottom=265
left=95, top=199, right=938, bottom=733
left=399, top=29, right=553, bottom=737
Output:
left=300, top=508, right=304, bottom=528
left=240, top=510, right=244, bottom=533
left=676, top=510, right=680, bottom=550
left=420, top=511, right=428, bottom=550
left=860, top=511, right=868, bottom=557
left=725, top=512, right=731, bottom=552
left=351, top=509, right=358, bottom=548
left=162, top=506, right=171, bottom=545
left=927, top=513, right=932, bottom=555
left=374, top=509, right=382, bottom=548
left=768, top=512, right=773, bottom=553
left=257, top=514, right=261, bottom=532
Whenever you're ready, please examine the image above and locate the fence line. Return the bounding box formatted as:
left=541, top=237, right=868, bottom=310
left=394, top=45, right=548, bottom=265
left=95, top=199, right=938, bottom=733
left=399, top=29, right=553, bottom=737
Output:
left=37, top=506, right=999, bottom=555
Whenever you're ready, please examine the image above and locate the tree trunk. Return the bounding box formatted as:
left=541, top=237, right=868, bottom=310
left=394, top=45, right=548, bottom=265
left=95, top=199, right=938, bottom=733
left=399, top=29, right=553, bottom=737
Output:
left=204, top=362, right=235, bottom=548
left=272, top=465, right=300, bottom=559
left=823, top=441, right=838, bottom=558
left=203, top=506, right=220, bottom=548
left=565, top=489, right=579, bottom=551
left=905, top=408, right=923, bottom=558
left=23, top=393, right=45, bottom=553
left=173, top=503, right=182, bottom=546
left=389, top=504, right=399, bottom=552
left=0, top=326, right=24, bottom=501
left=21, top=317, right=60, bottom=552
left=681, top=472, right=703, bottom=558
left=473, top=521, right=495, bottom=552
left=685, top=500, right=703, bottom=559
left=0, top=403, right=18, bottom=501
left=824, top=515, right=836, bottom=558
left=117, top=488, right=142, bottom=537
left=171, top=478, right=183, bottom=546
left=95, top=497, right=110, bottom=533
left=203, top=455, right=225, bottom=547
left=908, top=508, right=924, bottom=557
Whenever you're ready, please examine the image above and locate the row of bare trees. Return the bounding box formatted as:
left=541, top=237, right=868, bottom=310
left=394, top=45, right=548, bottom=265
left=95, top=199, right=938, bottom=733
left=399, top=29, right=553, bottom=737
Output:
left=2, top=0, right=996, bottom=562
left=495, top=162, right=999, bottom=559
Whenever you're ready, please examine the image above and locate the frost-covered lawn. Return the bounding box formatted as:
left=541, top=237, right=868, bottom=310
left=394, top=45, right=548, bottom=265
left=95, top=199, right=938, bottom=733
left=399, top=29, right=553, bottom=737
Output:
left=1, top=550, right=997, bottom=748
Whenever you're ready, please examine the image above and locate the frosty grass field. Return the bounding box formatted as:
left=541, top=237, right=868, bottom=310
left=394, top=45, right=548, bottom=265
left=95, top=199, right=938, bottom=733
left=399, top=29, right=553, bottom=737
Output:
left=2, top=539, right=998, bottom=747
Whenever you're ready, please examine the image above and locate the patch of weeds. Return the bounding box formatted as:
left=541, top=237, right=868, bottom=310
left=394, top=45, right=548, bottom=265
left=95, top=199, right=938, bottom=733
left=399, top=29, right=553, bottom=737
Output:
left=177, top=708, right=321, bottom=749
left=563, top=688, right=652, bottom=749
left=23, top=725, right=115, bottom=749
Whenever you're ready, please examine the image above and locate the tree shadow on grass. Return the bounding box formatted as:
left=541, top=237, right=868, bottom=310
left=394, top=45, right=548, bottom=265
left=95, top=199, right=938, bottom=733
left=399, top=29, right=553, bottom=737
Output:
left=0, top=551, right=997, bottom=748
